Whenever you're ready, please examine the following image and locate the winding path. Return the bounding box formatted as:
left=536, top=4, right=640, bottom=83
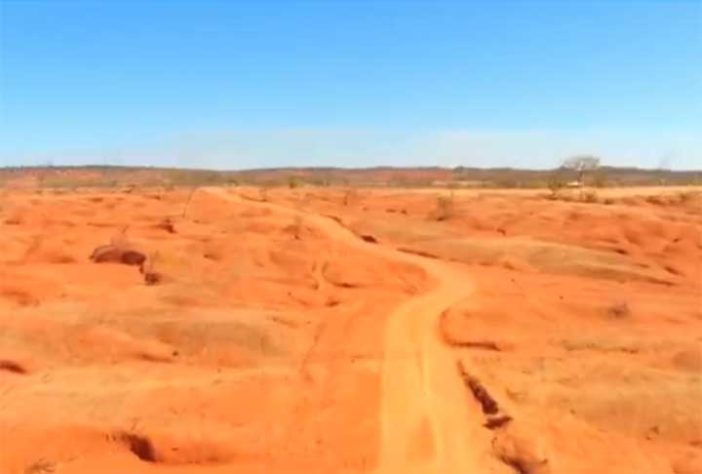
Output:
left=206, top=188, right=487, bottom=474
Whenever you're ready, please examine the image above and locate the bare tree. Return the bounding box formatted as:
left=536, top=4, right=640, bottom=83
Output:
left=562, top=155, right=600, bottom=188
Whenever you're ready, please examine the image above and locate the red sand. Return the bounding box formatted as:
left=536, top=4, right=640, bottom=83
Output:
left=0, top=185, right=700, bottom=473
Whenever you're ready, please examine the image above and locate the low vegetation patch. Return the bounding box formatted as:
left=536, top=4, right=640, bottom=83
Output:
left=431, top=192, right=455, bottom=221
left=24, top=459, right=55, bottom=474
left=141, top=252, right=163, bottom=286
left=607, top=301, right=631, bottom=319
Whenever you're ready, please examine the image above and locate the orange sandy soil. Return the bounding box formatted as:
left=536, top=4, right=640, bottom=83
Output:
left=0, top=184, right=700, bottom=474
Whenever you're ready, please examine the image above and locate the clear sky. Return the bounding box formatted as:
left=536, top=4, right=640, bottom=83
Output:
left=0, top=1, right=700, bottom=169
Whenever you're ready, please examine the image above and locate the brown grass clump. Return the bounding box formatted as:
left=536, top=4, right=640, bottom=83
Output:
left=24, top=459, right=55, bottom=474
left=141, top=252, right=163, bottom=286
left=607, top=301, right=631, bottom=319
left=582, top=190, right=599, bottom=203
left=547, top=175, right=566, bottom=199
left=155, top=217, right=176, bottom=233
left=432, top=192, right=455, bottom=221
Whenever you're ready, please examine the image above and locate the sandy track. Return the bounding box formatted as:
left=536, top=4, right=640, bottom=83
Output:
left=206, top=188, right=489, bottom=473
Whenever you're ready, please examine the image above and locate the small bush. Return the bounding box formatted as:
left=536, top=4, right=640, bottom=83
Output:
left=287, top=175, right=301, bottom=189
left=25, top=459, right=55, bottom=474
left=433, top=192, right=455, bottom=221
left=155, top=217, right=176, bottom=233
left=547, top=176, right=566, bottom=198
left=582, top=190, right=598, bottom=203
left=141, top=252, right=163, bottom=286
left=591, top=172, right=608, bottom=188
left=607, top=302, right=631, bottom=319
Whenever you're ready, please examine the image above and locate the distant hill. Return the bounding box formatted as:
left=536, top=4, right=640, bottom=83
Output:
left=0, top=165, right=699, bottom=189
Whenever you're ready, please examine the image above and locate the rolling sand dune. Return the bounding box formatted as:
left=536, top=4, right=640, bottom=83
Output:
left=0, top=184, right=700, bottom=473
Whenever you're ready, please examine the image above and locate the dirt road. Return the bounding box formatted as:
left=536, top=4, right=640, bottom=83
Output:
left=206, top=188, right=494, bottom=474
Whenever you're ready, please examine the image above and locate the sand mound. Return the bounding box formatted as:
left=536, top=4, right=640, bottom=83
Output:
left=403, top=237, right=673, bottom=283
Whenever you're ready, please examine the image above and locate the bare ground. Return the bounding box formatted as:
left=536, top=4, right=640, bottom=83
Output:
left=0, top=184, right=700, bottom=473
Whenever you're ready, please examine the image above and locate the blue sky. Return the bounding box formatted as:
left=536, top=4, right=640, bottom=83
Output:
left=0, top=1, right=700, bottom=169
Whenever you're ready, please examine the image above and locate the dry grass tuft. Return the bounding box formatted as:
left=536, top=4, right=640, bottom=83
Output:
left=607, top=302, right=631, bottom=319
left=582, top=190, right=599, bottom=203
left=24, top=459, right=55, bottom=474
left=432, top=192, right=455, bottom=221
left=141, top=252, right=164, bottom=286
